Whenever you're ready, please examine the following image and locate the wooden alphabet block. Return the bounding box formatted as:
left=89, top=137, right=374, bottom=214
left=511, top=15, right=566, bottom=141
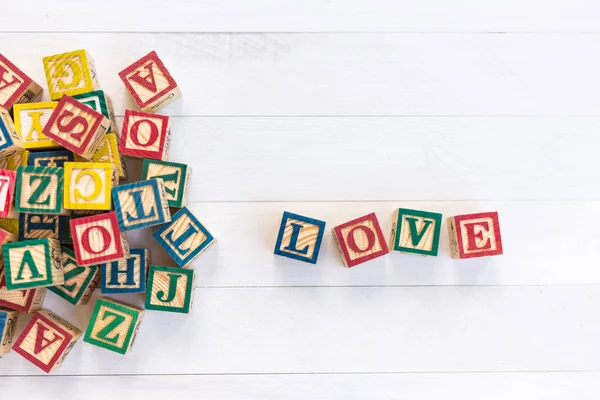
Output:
left=0, top=149, right=28, bottom=171
left=0, top=106, right=25, bottom=158
left=64, top=162, right=113, bottom=210
left=332, top=213, right=389, bottom=268
left=29, top=149, right=74, bottom=168
left=389, top=208, right=443, bottom=257
left=15, top=166, right=64, bottom=214
left=447, top=211, right=503, bottom=259
left=154, top=207, right=215, bottom=267
left=18, top=213, right=69, bottom=241
left=99, top=248, right=149, bottom=294
left=43, top=95, right=109, bottom=159
left=113, top=179, right=170, bottom=231
left=13, top=102, right=60, bottom=149
left=274, top=211, right=326, bottom=264
left=42, top=49, right=99, bottom=100
left=48, top=247, right=99, bottom=306
left=12, top=309, right=81, bottom=373
left=0, top=226, right=17, bottom=246
left=70, top=212, right=129, bottom=266
left=145, top=265, right=195, bottom=314
left=119, top=110, right=171, bottom=160
left=2, top=238, right=63, bottom=290
left=0, top=54, right=43, bottom=110
left=73, top=89, right=118, bottom=134
left=0, top=286, right=46, bottom=314
left=0, top=307, right=19, bottom=355
left=141, top=159, right=190, bottom=208
left=91, top=133, right=126, bottom=178
left=83, top=297, right=144, bottom=355
left=0, top=217, right=19, bottom=236
left=0, top=169, right=16, bottom=218
left=118, top=51, right=181, bottom=112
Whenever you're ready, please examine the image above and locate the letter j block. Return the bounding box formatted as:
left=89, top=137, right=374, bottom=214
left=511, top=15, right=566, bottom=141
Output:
left=274, top=211, right=326, bottom=264
left=447, top=211, right=503, bottom=259
left=2, top=238, right=63, bottom=290
left=15, top=166, right=64, bottom=214
left=145, top=265, right=195, bottom=313
left=113, top=179, right=171, bottom=231
left=332, top=213, right=389, bottom=268
left=42, top=49, right=100, bottom=100
left=390, top=208, right=442, bottom=256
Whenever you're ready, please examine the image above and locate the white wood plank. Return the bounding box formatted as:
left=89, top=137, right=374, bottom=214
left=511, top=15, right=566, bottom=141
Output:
left=3, top=33, right=600, bottom=116
left=5, top=1, right=600, bottom=33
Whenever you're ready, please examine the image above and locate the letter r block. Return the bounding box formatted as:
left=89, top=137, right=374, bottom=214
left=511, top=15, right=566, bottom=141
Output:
left=15, top=166, right=64, bottom=214
left=42, top=49, right=100, bottom=100
left=332, top=213, right=389, bottom=268
left=13, top=102, right=60, bottom=149
left=99, top=248, right=149, bottom=294
left=0, top=307, right=19, bottom=355
left=274, top=211, right=326, bottom=264
left=0, top=53, right=43, bottom=110
left=145, top=265, right=195, bottom=314
left=119, top=109, right=171, bottom=160
left=64, top=162, right=113, bottom=210
left=112, top=179, right=171, bottom=231
left=48, top=248, right=99, bottom=306
left=448, top=211, right=503, bottom=259
left=2, top=238, right=63, bottom=290
left=390, top=208, right=443, bottom=256
left=0, top=106, right=25, bottom=158
left=70, top=212, right=130, bottom=266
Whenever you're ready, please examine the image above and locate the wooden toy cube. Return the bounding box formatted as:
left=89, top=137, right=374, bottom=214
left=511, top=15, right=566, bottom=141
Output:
left=273, top=211, right=326, bottom=264
left=64, top=162, right=113, bottom=210
left=141, top=159, right=190, bottom=208
left=42, top=49, right=99, bottom=100
left=99, top=248, right=148, bottom=294
left=18, top=213, right=69, bottom=241
left=2, top=238, right=63, bottom=290
left=0, top=169, right=16, bottom=218
left=0, top=285, right=46, bottom=314
left=390, top=208, right=443, bottom=257
left=0, top=217, right=18, bottom=236
left=48, top=247, right=99, bottom=306
left=12, top=309, right=81, bottom=373
left=145, top=265, right=195, bottom=314
left=13, top=102, right=60, bottom=149
left=84, top=297, right=144, bottom=355
left=73, top=90, right=118, bottom=135
left=332, top=213, right=389, bottom=268
left=154, top=207, right=215, bottom=267
left=43, top=95, right=109, bottom=159
left=113, top=179, right=170, bottom=231
left=29, top=149, right=74, bottom=168
left=119, top=110, right=171, bottom=160
left=0, top=226, right=17, bottom=245
left=91, top=134, right=126, bottom=178
left=0, top=106, right=25, bottom=158
left=70, top=212, right=129, bottom=266
left=0, top=307, right=19, bottom=355
left=15, top=166, right=64, bottom=214
left=0, top=149, right=28, bottom=171
left=0, top=54, right=43, bottom=110
left=118, top=51, right=181, bottom=112
left=447, top=211, right=503, bottom=259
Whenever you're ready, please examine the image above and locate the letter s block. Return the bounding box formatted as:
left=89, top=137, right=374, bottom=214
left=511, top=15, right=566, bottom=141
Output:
left=0, top=307, right=19, bottom=355
left=15, top=166, right=64, bottom=214
left=113, top=179, right=171, bottom=231
left=71, top=212, right=130, bottom=266
left=42, top=49, right=99, bottom=100
left=13, top=102, right=60, bottom=149
left=0, top=54, right=43, bottom=111
left=99, top=248, right=149, bottom=294
left=48, top=248, right=99, bottom=306
left=447, top=211, right=503, bottom=259
left=0, top=106, right=25, bottom=158
left=145, top=265, right=195, bottom=314
left=12, top=309, right=82, bottom=373
left=332, top=213, right=389, bottom=268
left=274, top=211, right=326, bottom=264
left=390, top=208, right=443, bottom=257
left=2, top=238, right=63, bottom=290
left=119, top=109, right=171, bottom=160
left=64, top=162, right=113, bottom=210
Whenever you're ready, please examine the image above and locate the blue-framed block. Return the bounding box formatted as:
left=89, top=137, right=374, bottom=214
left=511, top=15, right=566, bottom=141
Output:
left=99, top=248, right=149, bottom=294
left=0, top=109, right=23, bottom=158
left=273, top=211, right=326, bottom=264
left=18, top=213, right=69, bottom=242
left=112, top=179, right=171, bottom=231
left=0, top=307, right=19, bottom=355
left=28, top=150, right=74, bottom=168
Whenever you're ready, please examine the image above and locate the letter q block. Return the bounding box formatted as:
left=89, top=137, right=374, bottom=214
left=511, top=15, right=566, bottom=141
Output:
left=64, top=162, right=113, bottom=210
left=447, top=211, right=503, bottom=259
left=274, top=211, right=326, bottom=264
left=119, top=109, right=171, bottom=160
left=70, top=212, right=130, bottom=266
left=332, top=213, right=389, bottom=268
left=42, top=49, right=100, bottom=100
left=0, top=53, right=43, bottom=110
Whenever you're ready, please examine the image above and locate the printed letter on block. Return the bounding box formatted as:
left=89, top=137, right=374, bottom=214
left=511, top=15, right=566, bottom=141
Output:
left=332, top=213, right=389, bottom=268
left=70, top=212, right=130, bottom=266
left=73, top=90, right=118, bottom=134
left=274, top=211, right=326, bottom=264
left=0, top=169, right=16, bottom=218
left=0, top=106, right=25, bottom=158
left=113, top=179, right=171, bottom=231
left=64, top=162, right=113, bottom=210
left=48, top=248, right=99, bottom=306
left=15, top=166, right=64, bottom=214
left=99, top=248, right=149, bottom=294
left=141, top=159, right=190, bottom=208
left=0, top=307, right=19, bottom=355
left=13, top=102, right=60, bottom=149
left=447, top=211, right=503, bottom=259
left=42, top=49, right=99, bottom=100
left=28, top=149, right=73, bottom=168
left=0, top=54, right=43, bottom=110
left=145, top=265, right=195, bottom=314
left=2, top=238, right=63, bottom=290
left=119, top=109, right=171, bottom=160
left=18, top=213, right=69, bottom=241
left=390, top=208, right=442, bottom=257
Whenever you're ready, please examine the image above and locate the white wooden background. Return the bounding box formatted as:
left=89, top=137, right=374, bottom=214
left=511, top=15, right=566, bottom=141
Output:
left=2, top=1, right=600, bottom=398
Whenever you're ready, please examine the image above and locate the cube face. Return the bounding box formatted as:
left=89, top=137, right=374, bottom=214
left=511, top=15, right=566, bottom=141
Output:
left=333, top=213, right=389, bottom=268
left=390, top=208, right=443, bottom=256
left=15, top=166, right=63, bottom=214
left=0, top=169, right=16, bottom=217
left=120, top=110, right=170, bottom=160
left=0, top=149, right=28, bottom=171
left=113, top=179, right=171, bottom=231
left=118, top=51, right=180, bottom=112
left=19, top=213, right=69, bottom=241
left=64, top=162, right=113, bottom=210
left=2, top=238, right=63, bottom=290
left=145, top=265, right=195, bottom=313
left=29, top=149, right=74, bottom=168
left=84, top=298, right=144, bottom=354
left=72, top=90, right=118, bottom=134
left=48, top=248, right=99, bottom=305
left=0, top=307, right=19, bottom=355
left=448, top=212, right=503, bottom=259
left=91, top=134, right=125, bottom=177
left=13, top=102, right=60, bottom=149
left=154, top=207, right=215, bottom=267
left=0, top=107, right=24, bottom=157
left=70, top=212, right=129, bottom=266
left=0, top=54, right=43, bottom=110
left=141, top=159, right=190, bottom=208
left=42, top=50, right=99, bottom=100
left=0, top=271, right=46, bottom=313
left=99, top=248, right=149, bottom=294
left=274, top=211, right=326, bottom=264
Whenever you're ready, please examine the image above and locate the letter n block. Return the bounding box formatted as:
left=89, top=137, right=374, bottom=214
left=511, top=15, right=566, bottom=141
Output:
left=48, top=248, right=99, bottom=306
left=0, top=307, right=19, bottom=355
left=0, top=106, right=25, bottom=158
left=15, top=166, right=64, bottom=214
left=99, top=248, right=149, bottom=294
left=0, top=54, right=43, bottom=110
left=113, top=179, right=171, bottom=231
left=13, top=102, right=60, bottom=149
left=141, top=159, right=190, bottom=208
left=274, top=211, right=326, bottom=264
left=73, top=90, right=118, bottom=135
left=12, top=309, right=82, bottom=373
left=0, top=169, right=16, bottom=218
left=390, top=208, right=443, bottom=257
left=71, top=212, right=130, bottom=266
left=447, top=211, right=503, bottom=259
left=120, top=110, right=171, bottom=160
left=118, top=51, right=181, bottom=112
left=84, top=297, right=144, bottom=354
left=64, top=162, right=113, bottom=210
left=2, top=238, right=63, bottom=290
left=42, top=49, right=99, bottom=100
left=154, top=207, right=215, bottom=267
left=145, top=265, right=195, bottom=314
left=332, top=213, right=389, bottom=268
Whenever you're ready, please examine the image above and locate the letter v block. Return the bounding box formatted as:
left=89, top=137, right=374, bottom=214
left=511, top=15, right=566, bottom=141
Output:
left=145, top=265, right=195, bottom=314
left=71, top=212, right=130, bottom=266
left=141, top=159, right=190, bottom=208
left=0, top=307, right=19, bottom=355
left=12, top=309, right=82, bottom=373
left=42, top=49, right=100, bottom=100
left=0, top=54, right=43, bottom=110
left=3, top=238, right=63, bottom=290
left=48, top=248, right=99, bottom=306
left=113, top=179, right=171, bottom=231
left=64, top=162, right=113, bottom=210
left=13, top=102, right=60, bottom=149
left=99, top=248, right=149, bottom=294
left=448, top=211, right=504, bottom=259
left=390, top=208, right=443, bottom=256
left=15, top=166, right=64, bottom=214
left=84, top=297, right=144, bottom=355
left=274, top=211, right=326, bottom=264
left=120, top=109, right=171, bottom=160
left=0, top=169, right=16, bottom=218
left=0, top=106, right=25, bottom=158
left=332, top=213, right=389, bottom=268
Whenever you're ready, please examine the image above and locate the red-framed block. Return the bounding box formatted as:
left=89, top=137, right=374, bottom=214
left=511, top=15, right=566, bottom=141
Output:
left=0, top=54, right=43, bottom=110
left=0, top=169, right=16, bottom=218
left=332, top=212, right=389, bottom=268
left=119, top=109, right=171, bottom=160
left=447, top=211, right=503, bottom=259
left=70, top=212, right=130, bottom=266
left=0, top=266, right=47, bottom=313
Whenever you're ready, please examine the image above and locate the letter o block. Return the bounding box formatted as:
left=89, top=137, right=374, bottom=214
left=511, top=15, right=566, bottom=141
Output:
left=119, top=109, right=171, bottom=160
left=15, top=166, right=64, bottom=214
left=390, top=208, right=443, bottom=257
left=2, top=238, right=63, bottom=290
left=145, top=265, right=195, bottom=314
left=274, top=211, right=326, bottom=264
left=42, top=49, right=99, bottom=100
left=448, top=211, right=503, bottom=259
left=332, top=213, right=390, bottom=268
left=48, top=248, right=99, bottom=306
left=0, top=307, right=19, bottom=355
left=0, top=54, right=43, bottom=110
left=64, top=162, right=113, bottom=210
left=70, top=212, right=130, bottom=266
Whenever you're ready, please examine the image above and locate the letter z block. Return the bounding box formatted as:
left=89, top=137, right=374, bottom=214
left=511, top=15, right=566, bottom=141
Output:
left=118, top=51, right=181, bottom=112
left=0, top=307, right=19, bottom=355
left=64, top=162, right=113, bottom=210
left=141, top=159, right=190, bottom=208
left=145, top=265, right=195, bottom=314
left=0, top=169, right=16, bottom=218
left=119, top=109, right=171, bottom=160
left=99, top=248, right=149, bottom=294
left=390, top=208, right=443, bottom=256
left=333, top=213, right=389, bottom=268
left=84, top=297, right=144, bottom=355
left=2, top=238, right=63, bottom=290
left=274, top=211, right=326, bottom=264
left=13, top=102, right=60, bottom=149
left=73, top=90, right=118, bottom=135
left=12, top=309, right=81, bottom=373
left=447, top=211, right=503, bottom=259
left=42, top=49, right=99, bottom=100
left=70, top=212, right=130, bottom=266
left=0, top=106, right=25, bottom=158
left=48, top=248, right=99, bottom=306
left=15, top=166, right=64, bottom=214
left=0, top=54, right=43, bottom=110
left=113, top=179, right=171, bottom=231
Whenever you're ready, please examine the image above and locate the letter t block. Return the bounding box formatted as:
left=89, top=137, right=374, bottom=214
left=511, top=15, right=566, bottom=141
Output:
left=274, top=211, right=326, bottom=264
left=332, top=213, right=389, bottom=268
left=112, top=179, right=171, bottom=231
left=447, top=211, right=503, bottom=259
left=145, top=265, right=195, bottom=313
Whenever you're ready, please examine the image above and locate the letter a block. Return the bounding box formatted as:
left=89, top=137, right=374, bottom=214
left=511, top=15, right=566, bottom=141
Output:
left=333, top=213, right=389, bottom=268
left=64, top=162, right=113, bottom=210
left=15, top=166, right=64, bottom=214
left=390, top=208, right=443, bottom=257
left=0, top=54, right=43, bottom=110
left=145, top=265, right=195, bottom=314
left=154, top=207, right=215, bottom=267
left=0, top=307, right=19, bottom=355
left=12, top=309, right=82, bottom=373
left=3, top=238, right=63, bottom=290
left=274, top=211, right=326, bottom=264
left=447, top=211, right=503, bottom=259
left=71, top=212, right=129, bottom=266
left=48, top=248, right=99, bottom=306
left=120, top=110, right=171, bottom=160
left=0, top=106, right=25, bottom=158
left=113, top=179, right=171, bottom=231
left=99, top=248, right=149, bottom=294
left=0, top=169, right=16, bottom=218
left=13, top=102, right=60, bottom=149
left=118, top=51, right=181, bottom=112
left=73, top=90, right=118, bottom=135
left=84, top=297, right=144, bottom=355
left=42, top=49, right=100, bottom=100
left=141, top=159, right=190, bottom=208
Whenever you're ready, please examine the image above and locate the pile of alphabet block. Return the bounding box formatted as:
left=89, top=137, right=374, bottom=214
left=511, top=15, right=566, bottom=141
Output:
left=0, top=50, right=214, bottom=372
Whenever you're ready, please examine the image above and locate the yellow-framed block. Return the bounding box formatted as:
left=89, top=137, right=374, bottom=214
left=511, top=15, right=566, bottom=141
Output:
left=13, top=102, right=61, bottom=149
left=64, top=162, right=113, bottom=210
left=42, top=50, right=99, bottom=100
left=91, top=134, right=125, bottom=178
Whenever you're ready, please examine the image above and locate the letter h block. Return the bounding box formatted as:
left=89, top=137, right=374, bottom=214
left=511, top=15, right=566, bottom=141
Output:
left=145, top=265, right=195, bottom=314
left=15, top=166, right=64, bottom=214
left=13, top=102, right=60, bottom=149
left=274, top=211, right=326, bottom=264
left=99, top=248, right=149, bottom=294
left=447, top=211, right=504, bottom=259
left=0, top=169, right=16, bottom=217
left=332, top=213, right=389, bottom=268
left=390, top=208, right=443, bottom=257
left=2, top=238, right=63, bottom=290
left=64, top=162, right=113, bottom=210
left=141, top=159, right=191, bottom=208
left=0, top=307, right=19, bottom=355
left=12, top=309, right=82, bottom=373
left=113, top=179, right=171, bottom=231
left=70, top=212, right=130, bottom=266
left=0, top=106, right=25, bottom=158
left=119, top=109, right=171, bottom=160
left=42, top=49, right=100, bottom=100
left=48, top=248, right=99, bottom=306
left=0, top=53, right=43, bottom=111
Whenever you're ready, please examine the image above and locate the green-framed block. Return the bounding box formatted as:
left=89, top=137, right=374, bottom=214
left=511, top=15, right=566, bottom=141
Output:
left=2, top=238, right=63, bottom=290
left=48, top=247, right=99, bottom=305
left=145, top=265, right=195, bottom=314
left=141, top=159, right=191, bottom=208
left=389, top=208, right=442, bottom=256
left=15, top=166, right=64, bottom=214
left=72, top=90, right=118, bottom=135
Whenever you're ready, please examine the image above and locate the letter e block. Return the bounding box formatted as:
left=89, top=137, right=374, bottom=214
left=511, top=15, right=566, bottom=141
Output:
left=15, top=166, right=64, bottom=214
left=99, top=248, right=149, bottom=294
left=274, top=211, right=326, bottom=264
left=0, top=106, right=25, bottom=158
left=0, top=307, right=19, bottom=355
left=48, top=248, right=99, bottom=306
left=73, top=90, right=118, bottom=135
left=332, top=213, right=389, bottom=268
left=18, top=213, right=69, bottom=241
left=120, top=109, right=171, bottom=160
left=145, top=265, right=195, bottom=314
left=64, top=162, right=113, bottom=210
left=0, top=169, right=16, bottom=218
left=42, top=49, right=99, bottom=100
left=390, top=208, right=442, bottom=257
left=13, top=102, right=60, bottom=149
left=113, top=179, right=171, bottom=231
left=3, top=238, right=63, bottom=290
left=0, top=54, right=43, bottom=110
left=447, top=211, right=503, bottom=259
left=141, top=159, right=190, bottom=208
left=70, top=212, right=130, bottom=266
